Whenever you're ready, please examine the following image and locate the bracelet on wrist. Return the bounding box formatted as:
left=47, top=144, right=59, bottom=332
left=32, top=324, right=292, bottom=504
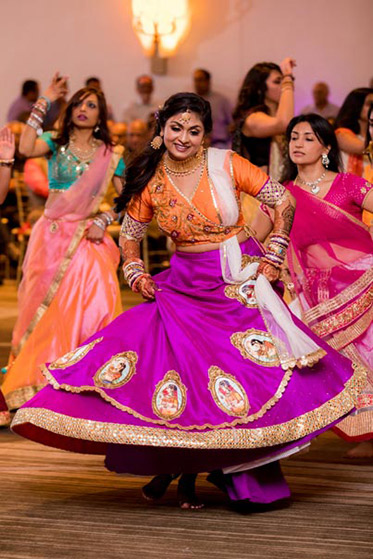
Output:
left=0, top=159, right=15, bottom=167
left=93, top=217, right=107, bottom=231
left=282, top=73, right=295, bottom=81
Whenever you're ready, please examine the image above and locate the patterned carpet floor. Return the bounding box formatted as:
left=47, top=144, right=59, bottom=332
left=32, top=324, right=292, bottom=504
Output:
left=0, top=428, right=372, bottom=559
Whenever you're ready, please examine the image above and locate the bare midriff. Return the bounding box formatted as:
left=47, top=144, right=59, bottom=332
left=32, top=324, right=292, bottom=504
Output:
left=177, top=228, right=248, bottom=253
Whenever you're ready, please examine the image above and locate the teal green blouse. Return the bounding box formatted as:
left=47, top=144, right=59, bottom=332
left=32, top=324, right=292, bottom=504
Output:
left=40, top=132, right=125, bottom=192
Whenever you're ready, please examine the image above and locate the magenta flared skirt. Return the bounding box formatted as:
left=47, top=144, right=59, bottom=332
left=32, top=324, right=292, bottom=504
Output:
left=12, top=238, right=365, bottom=475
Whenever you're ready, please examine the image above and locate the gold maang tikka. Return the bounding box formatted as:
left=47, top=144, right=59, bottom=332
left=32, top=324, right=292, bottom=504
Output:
left=177, top=109, right=192, bottom=125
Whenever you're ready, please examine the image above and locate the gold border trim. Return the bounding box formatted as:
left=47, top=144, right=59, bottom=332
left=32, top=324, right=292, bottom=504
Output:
left=231, top=328, right=280, bottom=367
left=49, top=338, right=103, bottom=370
left=311, top=287, right=373, bottom=338
left=93, top=351, right=138, bottom=389
left=208, top=366, right=250, bottom=417
left=304, top=267, right=373, bottom=323
left=12, top=364, right=366, bottom=449
left=151, top=371, right=187, bottom=420
left=326, top=306, right=373, bottom=350
left=5, top=383, right=46, bottom=411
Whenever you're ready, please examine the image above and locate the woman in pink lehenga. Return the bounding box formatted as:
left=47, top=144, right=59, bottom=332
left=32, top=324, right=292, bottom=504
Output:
left=255, top=113, right=373, bottom=457
left=2, top=74, right=124, bottom=410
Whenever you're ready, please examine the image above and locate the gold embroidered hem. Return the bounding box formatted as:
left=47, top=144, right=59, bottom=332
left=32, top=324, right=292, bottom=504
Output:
left=304, top=267, right=373, bottom=323
left=42, top=364, right=294, bottom=430
left=12, top=364, right=366, bottom=450
left=5, top=383, right=46, bottom=411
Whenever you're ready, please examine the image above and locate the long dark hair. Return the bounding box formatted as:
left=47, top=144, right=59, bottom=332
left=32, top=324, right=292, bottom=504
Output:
left=115, top=92, right=212, bottom=212
left=54, top=87, right=112, bottom=147
left=365, top=103, right=373, bottom=148
left=232, top=62, right=282, bottom=155
left=334, top=88, right=373, bottom=134
left=232, top=62, right=282, bottom=123
left=281, top=114, right=342, bottom=182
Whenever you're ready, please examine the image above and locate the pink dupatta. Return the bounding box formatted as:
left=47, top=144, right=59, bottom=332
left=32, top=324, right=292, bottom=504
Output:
left=12, top=144, right=122, bottom=356
left=287, top=181, right=373, bottom=352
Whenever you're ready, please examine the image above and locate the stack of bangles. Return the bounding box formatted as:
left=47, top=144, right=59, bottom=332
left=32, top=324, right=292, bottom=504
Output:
left=263, top=231, right=290, bottom=269
left=26, top=96, right=51, bottom=135
left=281, top=73, right=295, bottom=92
left=93, top=211, right=114, bottom=231
left=122, top=260, right=150, bottom=292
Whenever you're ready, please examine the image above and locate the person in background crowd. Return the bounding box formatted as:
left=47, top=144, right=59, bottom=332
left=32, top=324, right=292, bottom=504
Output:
left=125, top=119, right=148, bottom=164
left=108, top=121, right=127, bottom=148
left=7, top=79, right=63, bottom=129
left=122, top=75, right=160, bottom=123
left=85, top=77, right=114, bottom=121
left=232, top=58, right=295, bottom=233
left=334, top=88, right=373, bottom=175
left=2, top=73, right=124, bottom=411
left=193, top=68, right=232, bottom=148
left=7, top=80, right=39, bottom=123
left=232, top=58, right=295, bottom=181
left=301, top=82, right=339, bottom=123
left=0, top=125, right=15, bottom=426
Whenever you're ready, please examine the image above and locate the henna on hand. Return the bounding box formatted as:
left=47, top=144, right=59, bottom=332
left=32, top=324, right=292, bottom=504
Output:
left=257, top=260, right=281, bottom=283
left=273, top=191, right=296, bottom=237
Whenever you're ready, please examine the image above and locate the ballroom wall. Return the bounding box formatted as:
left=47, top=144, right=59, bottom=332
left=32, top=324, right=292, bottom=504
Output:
left=1, top=0, right=372, bottom=123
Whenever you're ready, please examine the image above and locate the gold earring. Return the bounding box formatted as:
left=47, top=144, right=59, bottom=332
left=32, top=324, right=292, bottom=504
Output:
left=150, top=135, right=163, bottom=150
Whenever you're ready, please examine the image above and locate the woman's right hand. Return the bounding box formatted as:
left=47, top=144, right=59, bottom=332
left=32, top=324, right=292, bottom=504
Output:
left=280, top=57, right=296, bottom=76
left=136, top=275, right=159, bottom=300
left=44, top=72, right=69, bottom=103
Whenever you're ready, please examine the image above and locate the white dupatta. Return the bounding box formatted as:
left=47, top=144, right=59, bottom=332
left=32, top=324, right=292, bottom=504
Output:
left=207, top=148, right=325, bottom=369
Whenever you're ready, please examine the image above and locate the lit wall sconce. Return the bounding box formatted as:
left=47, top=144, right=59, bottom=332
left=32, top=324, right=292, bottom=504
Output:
left=131, top=0, right=191, bottom=75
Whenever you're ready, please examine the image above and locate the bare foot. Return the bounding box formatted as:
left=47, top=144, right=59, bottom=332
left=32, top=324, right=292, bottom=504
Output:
left=345, top=441, right=373, bottom=458
left=177, top=473, right=204, bottom=510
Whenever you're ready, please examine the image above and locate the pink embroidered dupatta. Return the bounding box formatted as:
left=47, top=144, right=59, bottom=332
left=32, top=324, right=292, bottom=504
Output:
left=11, top=144, right=122, bottom=357
left=286, top=181, right=373, bottom=354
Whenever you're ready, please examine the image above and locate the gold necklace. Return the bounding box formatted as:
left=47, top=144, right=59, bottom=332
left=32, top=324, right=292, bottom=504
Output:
left=164, top=147, right=205, bottom=176
left=165, top=161, right=205, bottom=202
left=69, top=137, right=99, bottom=162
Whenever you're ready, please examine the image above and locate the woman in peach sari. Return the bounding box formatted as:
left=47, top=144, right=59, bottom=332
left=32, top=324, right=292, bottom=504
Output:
left=2, top=74, right=124, bottom=410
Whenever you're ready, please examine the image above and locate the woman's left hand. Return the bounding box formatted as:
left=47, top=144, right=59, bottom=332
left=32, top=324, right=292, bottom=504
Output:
left=86, top=223, right=105, bottom=244
left=0, top=127, right=15, bottom=160
left=257, top=260, right=280, bottom=283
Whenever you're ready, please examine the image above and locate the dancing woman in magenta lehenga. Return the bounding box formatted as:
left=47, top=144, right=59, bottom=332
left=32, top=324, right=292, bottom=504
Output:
left=12, top=94, right=366, bottom=509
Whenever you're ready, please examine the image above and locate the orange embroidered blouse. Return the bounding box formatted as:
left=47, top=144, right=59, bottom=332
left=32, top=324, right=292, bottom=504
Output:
left=127, top=151, right=268, bottom=247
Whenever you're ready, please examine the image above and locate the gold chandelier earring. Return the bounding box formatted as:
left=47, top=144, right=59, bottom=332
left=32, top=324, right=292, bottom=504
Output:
left=151, top=134, right=163, bottom=150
